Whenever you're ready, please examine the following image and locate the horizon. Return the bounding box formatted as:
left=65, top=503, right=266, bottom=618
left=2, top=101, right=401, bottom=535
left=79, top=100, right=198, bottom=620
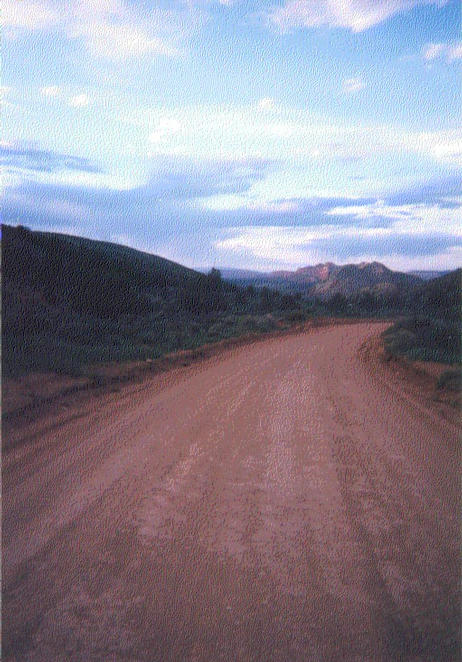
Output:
left=5, top=222, right=454, bottom=276
left=3, top=0, right=462, bottom=272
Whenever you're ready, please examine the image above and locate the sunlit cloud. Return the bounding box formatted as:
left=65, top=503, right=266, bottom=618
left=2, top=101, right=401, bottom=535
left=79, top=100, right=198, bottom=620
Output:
left=423, top=41, right=462, bottom=62
left=40, top=85, right=61, bottom=97
left=267, top=0, right=449, bottom=34
left=68, top=93, right=90, bottom=108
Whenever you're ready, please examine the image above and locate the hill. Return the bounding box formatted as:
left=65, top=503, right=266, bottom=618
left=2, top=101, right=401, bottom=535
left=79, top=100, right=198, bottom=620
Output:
left=271, top=262, right=338, bottom=285
left=222, top=260, right=422, bottom=300
left=3, top=225, right=459, bottom=377
left=413, top=268, right=462, bottom=315
left=2, top=224, right=203, bottom=319
left=383, top=269, right=461, bottom=365
left=1, top=225, right=303, bottom=377
left=311, top=261, right=422, bottom=299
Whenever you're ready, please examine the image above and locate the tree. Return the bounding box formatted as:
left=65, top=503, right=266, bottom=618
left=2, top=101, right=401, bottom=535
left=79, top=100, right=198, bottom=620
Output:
left=328, top=293, right=348, bottom=314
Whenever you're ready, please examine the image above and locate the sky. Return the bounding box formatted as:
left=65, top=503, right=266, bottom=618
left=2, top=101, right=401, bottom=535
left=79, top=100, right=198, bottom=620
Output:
left=2, top=0, right=462, bottom=271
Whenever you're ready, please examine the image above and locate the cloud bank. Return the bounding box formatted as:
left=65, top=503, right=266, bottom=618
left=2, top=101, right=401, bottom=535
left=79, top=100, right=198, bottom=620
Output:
left=3, top=144, right=461, bottom=271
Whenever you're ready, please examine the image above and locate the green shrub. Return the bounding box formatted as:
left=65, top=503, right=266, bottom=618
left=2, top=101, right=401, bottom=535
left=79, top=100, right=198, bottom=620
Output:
left=436, top=369, right=462, bottom=392
left=385, top=328, right=417, bottom=353
left=282, top=309, right=306, bottom=323
left=383, top=316, right=461, bottom=365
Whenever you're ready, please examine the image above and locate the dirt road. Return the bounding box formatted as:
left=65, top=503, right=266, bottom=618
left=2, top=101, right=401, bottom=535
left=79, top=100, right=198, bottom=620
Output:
left=3, top=323, right=460, bottom=661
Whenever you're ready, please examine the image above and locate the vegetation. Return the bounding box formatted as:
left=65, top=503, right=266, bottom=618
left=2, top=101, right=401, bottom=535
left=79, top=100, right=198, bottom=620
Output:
left=381, top=270, right=461, bottom=365
left=2, top=225, right=460, bottom=379
left=2, top=225, right=306, bottom=378
left=436, top=369, right=462, bottom=393
left=382, top=316, right=461, bottom=364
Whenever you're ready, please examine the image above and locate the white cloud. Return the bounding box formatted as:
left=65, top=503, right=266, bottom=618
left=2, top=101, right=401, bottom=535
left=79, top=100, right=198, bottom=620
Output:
left=367, top=246, right=462, bottom=272
left=257, top=97, right=276, bottom=111
left=214, top=200, right=462, bottom=269
left=68, top=1, right=189, bottom=60
left=2, top=1, right=59, bottom=32
left=40, top=170, right=137, bottom=190
left=123, top=103, right=462, bottom=171
left=41, top=85, right=61, bottom=97
left=4, top=0, right=193, bottom=59
left=149, top=119, right=182, bottom=145
left=408, top=129, right=462, bottom=167
left=423, top=41, right=462, bottom=62
left=70, top=17, right=181, bottom=59
left=68, top=93, right=90, bottom=107
left=423, top=42, right=445, bottom=60
left=201, top=194, right=301, bottom=213
left=1, top=168, right=22, bottom=194
left=448, top=43, right=462, bottom=61
left=0, top=86, right=20, bottom=110
left=342, top=76, right=365, bottom=94
left=268, top=0, right=448, bottom=34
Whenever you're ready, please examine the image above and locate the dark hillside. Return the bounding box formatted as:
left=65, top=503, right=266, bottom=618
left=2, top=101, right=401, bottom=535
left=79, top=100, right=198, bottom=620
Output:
left=2, top=225, right=303, bottom=377
left=383, top=269, right=461, bottom=365
left=413, top=268, right=461, bottom=317
left=2, top=224, right=203, bottom=318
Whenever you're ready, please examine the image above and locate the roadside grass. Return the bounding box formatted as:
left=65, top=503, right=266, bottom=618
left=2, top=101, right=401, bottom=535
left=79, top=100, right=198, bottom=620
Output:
left=436, top=368, right=462, bottom=393
left=3, top=306, right=311, bottom=379
left=382, top=316, right=461, bottom=366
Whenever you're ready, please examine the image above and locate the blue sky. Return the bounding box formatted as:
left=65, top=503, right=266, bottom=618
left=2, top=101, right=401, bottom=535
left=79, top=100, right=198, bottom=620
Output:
left=2, top=0, right=461, bottom=270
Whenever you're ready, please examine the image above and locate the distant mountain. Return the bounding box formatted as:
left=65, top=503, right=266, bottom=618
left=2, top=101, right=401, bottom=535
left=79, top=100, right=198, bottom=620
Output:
left=407, top=270, right=450, bottom=281
left=218, top=268, right=308, bottom=293
left=220, top=262, right=339, bottom=286
left=217, top=268, right=267, bottom=281
left=271, top=263, right=339, bottom=285
left=311, top=261, right=422, bottom=299
left=220, top=260, right=423, bottom=299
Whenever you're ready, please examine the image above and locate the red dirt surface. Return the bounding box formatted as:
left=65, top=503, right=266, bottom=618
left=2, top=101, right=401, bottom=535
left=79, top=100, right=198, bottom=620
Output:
left=3, top=322, right=460, bottom=661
